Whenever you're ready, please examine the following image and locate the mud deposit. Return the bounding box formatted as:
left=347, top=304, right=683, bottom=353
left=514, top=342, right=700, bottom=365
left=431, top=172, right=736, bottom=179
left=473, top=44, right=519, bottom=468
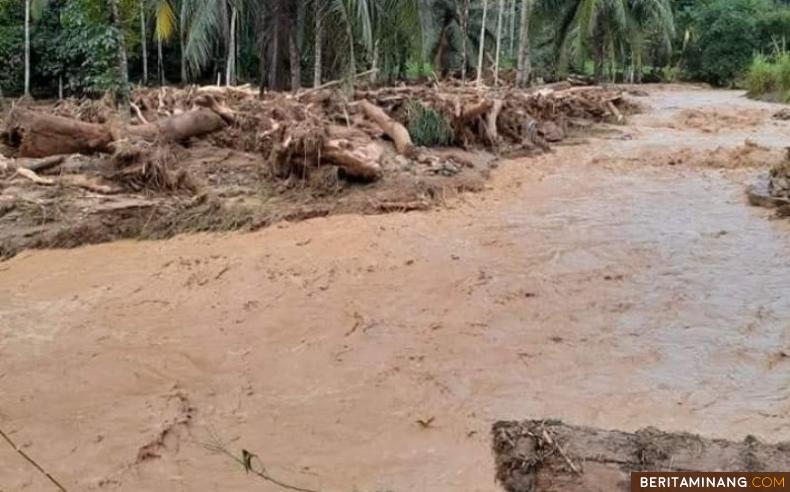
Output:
left=1, top=86, right=789, bottom=491
left=0, top=141, right=493, bottom=259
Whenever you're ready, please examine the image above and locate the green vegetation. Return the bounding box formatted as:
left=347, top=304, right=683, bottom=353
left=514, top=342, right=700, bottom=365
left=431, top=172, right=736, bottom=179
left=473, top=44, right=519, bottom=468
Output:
left=745, top=52, right=790, bottom=100
left=2, top=0, right=790, bottom=98
left=406, top=100, right=453, bottom=147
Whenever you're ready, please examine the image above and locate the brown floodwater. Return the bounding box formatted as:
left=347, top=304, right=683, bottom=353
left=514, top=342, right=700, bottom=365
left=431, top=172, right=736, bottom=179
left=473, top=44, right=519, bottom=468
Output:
left=1, top=86, right=788, bottom=491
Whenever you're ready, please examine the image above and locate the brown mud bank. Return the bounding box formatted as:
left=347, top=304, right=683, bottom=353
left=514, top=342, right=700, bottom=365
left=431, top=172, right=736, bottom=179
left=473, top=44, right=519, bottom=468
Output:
left=0, top=83, right=630, bottom=258
left=493, top=420, right=790, bottom=492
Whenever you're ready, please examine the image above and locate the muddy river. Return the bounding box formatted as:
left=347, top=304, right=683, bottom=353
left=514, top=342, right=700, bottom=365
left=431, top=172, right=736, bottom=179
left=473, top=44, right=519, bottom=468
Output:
left=1, top=86, right=788, bottom=491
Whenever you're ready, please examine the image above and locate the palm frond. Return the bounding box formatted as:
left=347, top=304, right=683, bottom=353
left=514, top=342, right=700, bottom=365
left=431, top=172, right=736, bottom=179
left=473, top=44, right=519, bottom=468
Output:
left=154, top=0, right=176, bottom=41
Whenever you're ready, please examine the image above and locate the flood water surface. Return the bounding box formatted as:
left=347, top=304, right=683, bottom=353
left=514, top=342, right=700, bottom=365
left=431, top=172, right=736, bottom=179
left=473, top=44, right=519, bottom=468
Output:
left=0, top=86, right=789, bottom=491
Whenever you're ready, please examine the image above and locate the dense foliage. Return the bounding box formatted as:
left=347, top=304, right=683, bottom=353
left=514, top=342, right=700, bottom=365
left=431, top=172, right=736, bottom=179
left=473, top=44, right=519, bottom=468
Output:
left=1, top=0, right=790, bottom=97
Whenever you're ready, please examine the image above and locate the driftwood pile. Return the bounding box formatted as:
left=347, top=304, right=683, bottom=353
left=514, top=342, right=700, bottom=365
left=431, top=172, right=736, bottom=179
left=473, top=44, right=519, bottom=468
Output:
left=0, top=81, right=630, bottom=191
left=493, top=420, right=790, bottom=492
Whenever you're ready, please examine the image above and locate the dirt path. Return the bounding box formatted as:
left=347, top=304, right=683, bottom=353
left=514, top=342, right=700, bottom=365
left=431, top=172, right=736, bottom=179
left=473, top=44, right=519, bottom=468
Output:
left=1, top=85, right=789, bottom=492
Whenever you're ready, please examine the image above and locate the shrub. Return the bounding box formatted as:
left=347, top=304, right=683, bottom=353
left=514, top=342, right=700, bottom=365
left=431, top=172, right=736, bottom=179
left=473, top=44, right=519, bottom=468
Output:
left=745, top=54, right=779, bottom=95
left=405, top=61, right=435, bottom=81
left=744, top=52, right=790, bottom=100
left=406, top=101, right=453, bottom=147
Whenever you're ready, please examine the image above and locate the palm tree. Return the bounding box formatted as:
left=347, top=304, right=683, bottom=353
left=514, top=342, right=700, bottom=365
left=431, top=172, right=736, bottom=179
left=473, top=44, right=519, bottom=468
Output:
left=476, top=0, right=489, bottom=86
left=541, top=0, right=674, bottom=81
left=314, top=0, right=323, bottom=86
left=460, top=0, right=469, bottom=80
left=494, top=0, right=504, bottom=85
left=109, top=0, right=130, bottom=120
left=153, top=0, right=177, bottom=84
left=515, top=0, right=532, bottom=86
left=140, top=0, right=148, bottom=84
left=24, top=0, right=48, bottom=96
left=427, top=0, right=496, bottom=79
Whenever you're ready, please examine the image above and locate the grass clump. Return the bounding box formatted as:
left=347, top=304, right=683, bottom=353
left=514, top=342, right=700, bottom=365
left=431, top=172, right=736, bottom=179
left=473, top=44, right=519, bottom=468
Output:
left=745, top=53, right=790, bottom=101
left=406, top=100, right=453, bottom=147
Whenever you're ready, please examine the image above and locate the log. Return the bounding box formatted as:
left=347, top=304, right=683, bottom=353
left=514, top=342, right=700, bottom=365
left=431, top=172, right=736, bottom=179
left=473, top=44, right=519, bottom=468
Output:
left=493, top=420, right=790, bottom=492
left=21, top=155, right=68, bottom=172
left=15, top=167, right=55, bottom=185
left=7, top=107, right=228, bottom=158
left=8, top=109, right=114, bottom=157
left=0, top=155, right=67, bottom=173
left=300, top=68, right=379, bottom=96
left=460, top=100, right=494, bottom=121
left=321, top=139, right=383, bottom=181
left=358, top=100, right=414, bottom=156
left=485, top=99, right=504, bottom=144
left=607, top=101, right=624, bottom=123
left=128, top=108, right=228, bottom=142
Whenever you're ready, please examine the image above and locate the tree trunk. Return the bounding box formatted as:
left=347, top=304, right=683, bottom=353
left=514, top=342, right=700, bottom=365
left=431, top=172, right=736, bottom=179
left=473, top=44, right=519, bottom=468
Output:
left=515, top=0, right=531, bottom=88
left=24, top=0, right=30, bottom=96
left=289, top=30, right=301, bottom=91
left=476, top=0, right=489, bottom=86
left=109, top=0, right=131, bottom=123
left=268, top=21, right=280, bottom=89
left=359, top=100, right=414, bottom=156
left=313, top=3, right=322, bottom=88
left=508, top=0, right=517, bottom=57
left=180, top=0, right=188, bottom=82
left=344, top=4, right=356, bottom=84
left=7, top=110, right=115, bottom=157
left=370, top=40, right=379, bottom=84
left=460, top=0, right=470, bottom=81
left=225, top=4, right=237, bottom=86
left=419, top=0, right=431, bottom=61
left=140, top=0, right=148, bottom=84
left=494, top=0, right=504, bottom=86
left=592, top=26, right=604, bottom=82
left=157, top=35, right=165, bottom=85
left=8, top=105, right=230, bottom=158
left=296, top=0, right=305, bottom=53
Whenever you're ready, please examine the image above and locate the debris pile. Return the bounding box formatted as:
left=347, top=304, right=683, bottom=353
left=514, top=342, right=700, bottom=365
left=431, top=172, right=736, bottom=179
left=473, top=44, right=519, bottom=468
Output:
left=0, top=81, right=632, bottom=257
left=2, top=81, right=630, bottom=185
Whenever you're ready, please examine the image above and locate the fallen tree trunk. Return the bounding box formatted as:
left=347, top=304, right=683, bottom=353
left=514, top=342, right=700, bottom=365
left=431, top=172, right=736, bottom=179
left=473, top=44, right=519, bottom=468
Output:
left=8, top=107, right=229, bottom=158
left=128, top=108, right=228, bottom=142
left=358, top=100, right=414, bottom=156
left=321, top=139, right=383, bottom=181
left=8, top=102, right=233, bottom=158
left=493, top=420, right=790, bottom=492
left=485, top=99, right=504, bottom=144
left=460, top=100, right=494, bottom=121
left=8, top=109, right=114, bottom=157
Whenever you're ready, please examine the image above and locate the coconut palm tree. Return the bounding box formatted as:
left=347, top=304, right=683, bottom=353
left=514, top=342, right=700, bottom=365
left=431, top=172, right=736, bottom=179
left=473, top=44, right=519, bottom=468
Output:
left=494, top=0, right=504, bottom=84
left=426, top=0, right=496, bottom=79
left=475, top=0, right=489, bottom=85
left=539, top=0, right=674, bottom=81
left=23, top=0, right=49, bottom=96
left=109, top=0, right=130, bottom=120
left=153, top=0, right=177, bottom=84
left=515, top=0, right=532, bottom=86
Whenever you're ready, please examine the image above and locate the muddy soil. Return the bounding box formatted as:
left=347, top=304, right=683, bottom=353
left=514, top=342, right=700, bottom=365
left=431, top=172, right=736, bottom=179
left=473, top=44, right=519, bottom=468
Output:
left=1, top=85, right=789, bottom=491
